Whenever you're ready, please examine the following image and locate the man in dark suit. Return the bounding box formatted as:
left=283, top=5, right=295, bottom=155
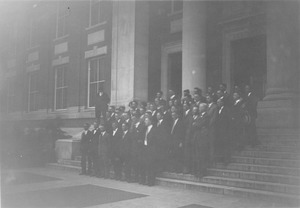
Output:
left=111, top=120, right=122, bottom=180
left=193, top=103, right=209, bottom=177
left=119, top=122, right=132, bottom=182
left=184, top=104, right=198, bottom=174
left=90, top=122, right=100, bottom=176
left=206, top=94, right=218, bottom=164
left=97, top=123, right=111, bottom=178
left=231, top=91, right=246, bottom=151
left=215, top=98, right=231, bottom=164
left=130, top=112, right=145, bottom=183
left=169, top=110, right=185, bottom=173
left=140, top=117, right=158, bottom=186
left=156, top=110, right=171, bottom=173
left=80, top=123, right=92, bottom=175
left=244, top=85, right=260, bottom=147
left=95, top=86, right=110, bottom=123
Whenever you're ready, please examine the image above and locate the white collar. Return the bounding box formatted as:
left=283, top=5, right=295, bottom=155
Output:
left=248, top=92, right=252, bottom=97
left=170, top=94, right=175, bottom=99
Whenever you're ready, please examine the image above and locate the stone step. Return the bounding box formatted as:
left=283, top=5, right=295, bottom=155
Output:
left=207, top=168, right=300, bottom=185
left=213, top=163, right=300, bottom=177
left=259, top=138, right=300, bottom=146
left=201, top=176, right=300, bottom=195
left=46, top=163, right=81, bottom=173
left=160, top=172, right=300, bottom=195
left=74, top=156, right=82, bottom=161
left=257, top=128, right=299, bottom=136
left=156, top=177, right=299, bottom=206
left=235, top=150, right=300, bottom=160
left=231, top=156, right=300, bottom=168
left=246, top=145, right=300, bottom=153
left=57, top=159, right=81, bottom=167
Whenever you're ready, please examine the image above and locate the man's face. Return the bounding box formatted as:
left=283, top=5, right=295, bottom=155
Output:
left=99, top=125, right=105, bottom=132
left=115, top=112, right=120, bottom=120
left=206, top=95, right=212, bottom=103
left=207, top=87, right=213, bottom=94
left=199, top=105, right=207, bottom=113
left=154, top=98, right=160, bottom=106
left=84, top=125, right=89, bottom=130
left=122, top=113, right=129, bottom=120
left=122, top=123, right=128, bottom=131
left=140, top=108, right=145, bottom=114
left=144, top=118, right=151, bottom=126
left=217, top=99, right=223, bottom=108
left=156, top=92, right=162, bottom=98
left=216, top=90, right=223, bottom=98
left=112, top=122, right=118, bottom=130
left=194, top=94, right=200, bottom=101
left=219, top=84, right=225, bottom=91
left=183, top=103, right=189, bottom=111
left=149, top=104, right=156, bottom=111
left=171, top=112, right=178, bottom=120
left=192, top=106, right=199, bottom=115
left=156, top=112, right=162, bottom=121
left=93, top=123, right=98, bottom=129
left=233, top=92, right=240, bottom=101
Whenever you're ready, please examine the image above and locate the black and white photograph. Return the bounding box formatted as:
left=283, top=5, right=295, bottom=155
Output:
left=0, top=0, right=299, bottom=207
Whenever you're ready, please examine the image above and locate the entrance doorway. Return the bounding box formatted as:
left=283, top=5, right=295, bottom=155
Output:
left=231, top=35, right=266, bottom=99
left=168, top=52, right=182, bottom=97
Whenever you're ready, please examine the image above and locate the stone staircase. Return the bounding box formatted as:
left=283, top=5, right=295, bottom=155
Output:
left=47, top=129, right=300, bottom=206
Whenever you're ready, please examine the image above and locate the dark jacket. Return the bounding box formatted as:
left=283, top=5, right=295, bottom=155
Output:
left=80, top=130, right=92, bottom=153
left=95, top=92, right=110, bottom=118
left=111, top=128, right=122, bottom=160
left=98, top=131, right=111, bottom=157
left=90, top=129, right=101, bottom=153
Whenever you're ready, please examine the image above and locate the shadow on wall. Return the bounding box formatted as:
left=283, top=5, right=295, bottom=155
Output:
left=0, top=117, right=71, bottom=169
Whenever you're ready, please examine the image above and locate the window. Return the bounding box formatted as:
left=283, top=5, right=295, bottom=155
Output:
left=8, top=21, right=18, bottom=56
left=89, top=0, right=105, bottom=26
left=171, top=0, right=183, bottom=13
left=7, top=77, right=16, bottom=112
left=56, top=1, right=69, bottom=38
left=28, top=18, right=39, bottom=48
left=55, top=65, right=68, bottom=110
left=87, top=57, right=105, bottom=107
left=28, top=72, right=39, bottom=111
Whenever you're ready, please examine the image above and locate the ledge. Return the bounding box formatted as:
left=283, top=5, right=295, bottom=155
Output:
left=85, top=21, right=107, bottom=31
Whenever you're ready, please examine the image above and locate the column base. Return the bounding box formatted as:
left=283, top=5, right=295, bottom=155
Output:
left=257, top=99, right=299, bottom=129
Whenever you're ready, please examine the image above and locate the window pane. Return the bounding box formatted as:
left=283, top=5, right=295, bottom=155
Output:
left=89, top=83, right=97, bottom=107
left=90, top=59, right=98, bottom=82
left=91, top=1, right=100, bottom=25
left=56, top=67, right=63, bottom=87
left=98, top=58, right=105, bottom=81
left=56, top=89, right=62, bottom=109
left=63, top=87, right=67, bottom=109
left=173, top=0, right=183, bottom=11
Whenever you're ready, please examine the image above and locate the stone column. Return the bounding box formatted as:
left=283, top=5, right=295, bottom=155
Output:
left=110, top=1, right=149, bottom=106
left=182, top=1, right=206, bottom=92
left=257, top=1, right=299, bottom=128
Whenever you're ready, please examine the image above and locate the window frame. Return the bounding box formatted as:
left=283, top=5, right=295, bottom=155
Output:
left=87, top=56, right=106, bottom=108
left=7, top=77, right=16, bottom=112
left=56, top=1, right=70, bottom=39
left=28, top=72, right=39, bottom=112
left=89, top=0, right=105, bottom=27
left=54, top=64, right=68, bottom=110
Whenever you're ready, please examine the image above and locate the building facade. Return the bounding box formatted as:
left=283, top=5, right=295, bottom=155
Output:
left=0, top=0, right=299, bottom=131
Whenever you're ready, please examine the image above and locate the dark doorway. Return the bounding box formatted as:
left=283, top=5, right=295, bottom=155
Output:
left=231, top=35, right=266, bottom=99
left=168, top=52, right=182, bottom=97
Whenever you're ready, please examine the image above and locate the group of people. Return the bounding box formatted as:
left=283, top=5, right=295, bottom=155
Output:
left=79, top=83, right=259, bottom=186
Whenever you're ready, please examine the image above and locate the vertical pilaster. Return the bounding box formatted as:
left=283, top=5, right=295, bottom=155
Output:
left=111, top=1, right=149, bottom=107
left=182, top=1, right=206, bottom=92
left=257, top=1, right=299, bottom=128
